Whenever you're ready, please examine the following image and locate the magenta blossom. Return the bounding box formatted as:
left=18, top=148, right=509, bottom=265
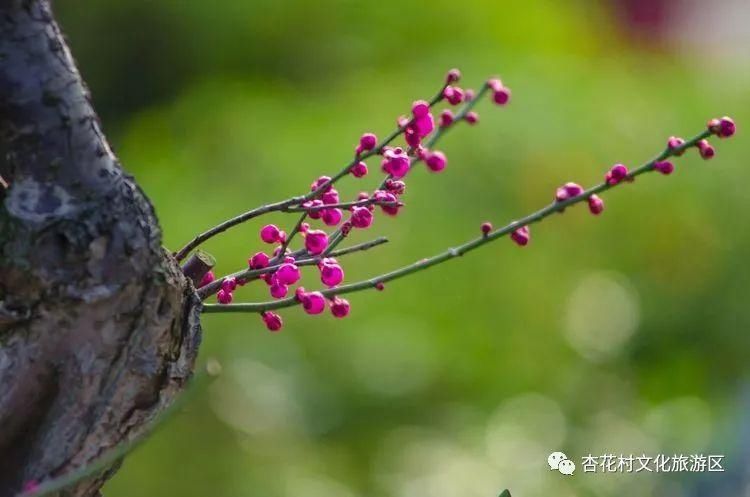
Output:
left=221, top=277, right=238, bottom=293
left=199, top=270, right=215, bottom=287
left=330, top=296, right=351, bottom=318
left=321, top=188, right=340, bottom=205
left=667, top=136, right=686, bottom=156
left=411, top=100, right=435, bottom=137
left=270, top=280, right=289, bottom=299
left=305, top=199, right=325, bottom=220
left=350, top=161, right=368, bottom=178
left=260, top=224, right=283, bottom=244
left=439, top=109, right=454, bottom=127
left=511, top=225, right=530, bottom=246
left=322, top=208, right=343, bottom=226
left=275, top=259, right=300, bottom=285
left=653, top=160, right=674, bottom=175
left=382, top=147, right=411, bottom=179
left=697, top=139, right=715, bottom=159
left=357, top=132, right=377, bottom=154
left=319, top=258, right=344, bottom=287
left=587, top=195, right=604, bottom=215
left=249, top=251, right=269, bottom=269
left=605, top=164, right=629, bottom=185
left=300, top=290, right=326, bottom=315
left=425, top=151, right=447, bottom=172
left=262, top=311, right=283, bottom=332
left=310, top=175, right=332, bottom=192
left=217, top=289, right=233, bottom=304
left=373, top=190, right=401, bottom=216
left=443, top=85, right=464, bottom=105
left=350, top=206, right=373, bottom=228
left=555, top=182, right=584, bottom=202
left=305, top=229, right=329, bottom=255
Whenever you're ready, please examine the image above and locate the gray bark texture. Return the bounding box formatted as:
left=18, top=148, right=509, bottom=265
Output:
left=0, top=1, right=203, bottom=495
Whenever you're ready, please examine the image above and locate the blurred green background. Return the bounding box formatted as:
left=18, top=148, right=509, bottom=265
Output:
left=55, top=0, right=749, bottom=496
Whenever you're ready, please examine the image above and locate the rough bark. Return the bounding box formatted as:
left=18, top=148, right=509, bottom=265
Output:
left=0, top=1, right=202, bottom=495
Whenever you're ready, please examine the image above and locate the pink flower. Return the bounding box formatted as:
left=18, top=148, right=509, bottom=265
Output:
left=667, top=136, right=686, bottom=156
left=359, top=132, right=378, bottom=152
left=262, top=311, right=283, bottom=332
left=301, top=291, right=326, bottom=315
left=493, top=87, right=511, bottom=105
left=653, top=160, right=674, bottom=175
left=310, top=175, right=332, bottom=192
left=718, top=116, right=736, bottom=138
left=350, top=161, right=368, bottom=178
left=305, top=199, right=325, bottom=219
left=465, top=111, right=479, bottom=124
left=487, top=78, right=503, bottom=91
left=446, top=68, right=461, bottom=83
left=709, top=116, right=736, bottom=138
left=481, top=222, right=493, bottom=235
left=412, top=114, right=435, bottom=138
left=605, top=164, right=629, bottom=185
left=373, top=190, right=401, bottom=216
left=221, top=277, right=238, bottom=293
left=443, top=85, right=464, bottom=105
left=404, top=126, right=421, bottom=147
left=381, top=147, right=411, bottom=179
left=351, top=206, right=373, bottom=228
left=249, top=252, right=270, bottom=269
left=217, top=289, right=233, bottom=304
left=555, top=182, right=584, bottom=202
left=385, top=179, right=406, bottom=195
left=697, top=139, right=715, bottom=159
left=199, top=270, right=215, bottom=287
left=275, top=259, right=300, bottom=285
left=260, top=224, right=282, bottom=244
left=439, top=109, right=454, bottom=127
left=321, top=188, right=340, bottom=205
left=425, top=151, right=447, bottom=172
left=322, top=208, right=343, bottom=226
left=305, top=229, right=329, bottom=255
left=319, top=258, right=344, bottom=287
left=587, top=195, right=604, bottom=215
left=412, top=100, right=430, bottom=118
left=330, top=296, right=351, bottom=318
left=510, top=225, right=530, bottom=246
left=270, top=281, right=289, bottom=299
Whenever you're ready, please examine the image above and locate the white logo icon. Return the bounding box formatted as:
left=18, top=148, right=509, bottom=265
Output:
left=548, top=451, right=575, bottom=475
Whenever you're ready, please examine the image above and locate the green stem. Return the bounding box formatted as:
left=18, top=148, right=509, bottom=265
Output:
left=202, top=128, right=711, bottom=315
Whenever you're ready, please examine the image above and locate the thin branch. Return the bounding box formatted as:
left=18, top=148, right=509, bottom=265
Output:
left=174, top=82, right=448, bottom=263
left=323, top=80, right=493, bottom=257
left=282, top=197, right=401, bottom=213
left=197, top=236, right=390, bottom=299
left=202, top=128, right=712, bottom=315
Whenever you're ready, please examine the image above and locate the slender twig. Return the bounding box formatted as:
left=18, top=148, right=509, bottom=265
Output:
left=198, top=236, right=390, bottom=299
left=282, top=197, right=401, bottom=213
left=323, top=80, right=493, bottom=257
left=174, top=82, right=449, bottom=263
left=202, top=128, right=712, bottom=314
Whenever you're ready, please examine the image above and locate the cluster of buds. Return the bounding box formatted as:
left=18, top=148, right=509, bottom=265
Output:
left=177, top=69, right=736, bottom=334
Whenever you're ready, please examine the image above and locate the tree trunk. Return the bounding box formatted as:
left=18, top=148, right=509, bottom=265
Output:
left=0, top=1, right=202, bottom=495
